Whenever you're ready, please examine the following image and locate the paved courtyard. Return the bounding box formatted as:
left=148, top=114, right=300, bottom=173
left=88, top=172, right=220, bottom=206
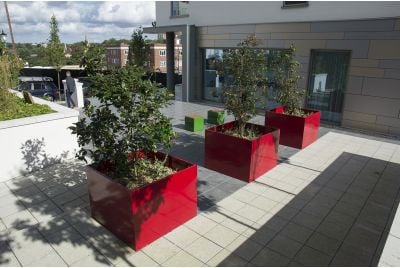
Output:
left=1, top=101, right=400, bottom=266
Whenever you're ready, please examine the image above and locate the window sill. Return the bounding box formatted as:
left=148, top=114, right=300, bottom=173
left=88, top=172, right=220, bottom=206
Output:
left=170, top=14, right=189, bottom=19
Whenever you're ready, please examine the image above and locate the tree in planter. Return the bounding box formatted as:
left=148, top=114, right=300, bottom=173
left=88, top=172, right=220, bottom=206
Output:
left=272, top=45, right=305, bottom=116
left=221, top=35, right=267, bottom=138
left=70, top=65, right=176, bottom=189
left=47, top=15, right=65, bottom=100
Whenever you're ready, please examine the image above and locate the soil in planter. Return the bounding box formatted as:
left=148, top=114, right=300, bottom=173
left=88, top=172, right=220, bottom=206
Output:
left=283, top=108, right=311, bottom=118
left=222, top=125, right=262, bottom=140
left=97, top=157, right=176, bottom=190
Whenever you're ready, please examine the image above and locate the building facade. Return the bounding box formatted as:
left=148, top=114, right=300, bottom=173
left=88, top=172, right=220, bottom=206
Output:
left=145, top=1, right=400, bottom=136
left=106, top=41, right=183, bottom=73
left=106, top=43, right=129, bottom=69
left=149, top=41, right=183, bottom=73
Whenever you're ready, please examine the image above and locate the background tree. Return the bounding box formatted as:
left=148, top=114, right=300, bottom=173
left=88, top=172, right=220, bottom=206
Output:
left=222, top=35, right=267, bottom=137
left=128, top=27, right=149, bottom=68
left=47, top=15, right=65, bottom=99
left=80, top=38, right=105, bottom=76
left=271, top=45, right=304, bottom=116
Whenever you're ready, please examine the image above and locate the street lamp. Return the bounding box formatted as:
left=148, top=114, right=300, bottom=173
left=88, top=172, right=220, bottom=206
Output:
left=0, top=29, right=7, bottom=55
left=0, top=29, right=7, bottom=43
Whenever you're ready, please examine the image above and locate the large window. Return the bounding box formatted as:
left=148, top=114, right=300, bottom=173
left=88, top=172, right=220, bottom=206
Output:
left=306, top=50, right=351, bottom=124
left=202, top=48, right=283, bottom=109
left=171, top=1, right=189, bottom=17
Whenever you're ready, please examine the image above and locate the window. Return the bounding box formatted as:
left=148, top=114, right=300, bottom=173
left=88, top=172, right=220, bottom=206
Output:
left=282, top=1, right=308, bottom=8
left=306, top=50, right=351, bottom=124
left=202, top=48, right=284, bottom=107
left=159, top=50, right=166, bottom=56
left=171, top=1, right=189, bottom=17
left=160, top=61, right=166, bottom=67
left=124, top=50, right=128, bottom=55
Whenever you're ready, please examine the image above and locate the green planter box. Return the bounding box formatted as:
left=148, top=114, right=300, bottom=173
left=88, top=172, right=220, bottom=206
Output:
left=207, top=110, right=225, bottom=125
left=185, top=115, right=204, bottom=132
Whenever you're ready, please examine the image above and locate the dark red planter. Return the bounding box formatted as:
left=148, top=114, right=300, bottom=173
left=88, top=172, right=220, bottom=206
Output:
left=265, top=106, right=321, bottom=149
left=87, top=153, right=197, bottom=251
left=204, top=121, right=279, bottom=182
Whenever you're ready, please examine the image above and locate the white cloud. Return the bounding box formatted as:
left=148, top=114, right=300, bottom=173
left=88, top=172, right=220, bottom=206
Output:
left=0, top=1, right=155, bottom=43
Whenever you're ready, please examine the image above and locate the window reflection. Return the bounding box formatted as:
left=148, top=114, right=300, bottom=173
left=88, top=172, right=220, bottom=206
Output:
left=203, top=48, right=283, bottom=109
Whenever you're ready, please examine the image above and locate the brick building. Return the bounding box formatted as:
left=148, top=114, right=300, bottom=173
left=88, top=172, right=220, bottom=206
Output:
left=149, top=41, right=182, bottom=73
left=106, top=43, right=129, bottom=69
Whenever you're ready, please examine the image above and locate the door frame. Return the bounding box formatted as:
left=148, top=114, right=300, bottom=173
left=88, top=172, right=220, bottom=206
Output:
left=305, top=49, right=352, bottom=126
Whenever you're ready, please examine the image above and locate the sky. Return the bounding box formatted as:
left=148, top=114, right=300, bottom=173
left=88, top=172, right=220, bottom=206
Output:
left=0, top=1, right=156, bottom=44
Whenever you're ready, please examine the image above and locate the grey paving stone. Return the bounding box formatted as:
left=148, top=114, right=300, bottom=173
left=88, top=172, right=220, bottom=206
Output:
left=0, top=245, right=21, bottom=267
left=162, top=250, right=204, bottom=267
left=49, top=237, right=97, bottom=265
left=293, top=246, right=332, bottom=267
left=273, top=205, right=299, bottom=220
left=266, top=234, right=303, bottom=258
left=279, top=222, right=314, bottom=243
left=28, top=251, right=68, bottom=267
left=165, top=225, right=201, bottom=249
left=291, top=211, right=324, bottom=230
left=251, top=247, right=291, bottom=267
left=244, top=224, right=278, bottom=246
left=343, top=224, right=382, bottom=254
left=306, top=232, right=341, bottom=256
left=330, top=246, right=372, bottom=266
left=316, top=220, right=352, bottom=241
left=204, top=224, right=241, bottom=248
left=217, top=253, right=248, bottom=267
left=226, top=235, right=263, bottom=261
left=2, top=210, right=38, bottom=230
left=69, top=253, right=111, bottom=267
left=184, top=237, right=223, bottom=263
left=184, top=214, right=218, bottom=236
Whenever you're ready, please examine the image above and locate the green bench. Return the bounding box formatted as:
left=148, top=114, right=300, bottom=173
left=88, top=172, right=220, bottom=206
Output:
left=207, top=109, right=225, bottom=125
left=185, top=114, right=204, bottom=132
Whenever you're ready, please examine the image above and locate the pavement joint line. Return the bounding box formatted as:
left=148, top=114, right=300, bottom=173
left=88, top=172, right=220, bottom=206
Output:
left=253, top=181, right=296, bottom=196
left=278, top=159, right=323, bottom=173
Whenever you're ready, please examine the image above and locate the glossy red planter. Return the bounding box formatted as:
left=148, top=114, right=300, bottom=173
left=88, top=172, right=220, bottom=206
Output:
left=265, top=106, right=321, bottom=149
left=87, top=153, right=197, bottom=251
left=204, top=121, right=279, bottom=182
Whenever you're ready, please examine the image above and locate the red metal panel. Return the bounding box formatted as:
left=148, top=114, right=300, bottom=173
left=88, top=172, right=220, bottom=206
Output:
left=265, top=106, right=321, bottom=149
left=87, top=153, right=197, bottom=251
left=204, top=121, right=279, bottom=182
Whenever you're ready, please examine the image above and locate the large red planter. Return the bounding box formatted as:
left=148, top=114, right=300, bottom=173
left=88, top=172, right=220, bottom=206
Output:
left=87, top=153, right=197, bottom=251
left=204, top=121, right=279, bottom=182
left=265, top=106, right=321, bottom=149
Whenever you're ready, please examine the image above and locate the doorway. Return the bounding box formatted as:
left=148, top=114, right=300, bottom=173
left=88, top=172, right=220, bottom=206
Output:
left=306, top=50, right=351, bottom=124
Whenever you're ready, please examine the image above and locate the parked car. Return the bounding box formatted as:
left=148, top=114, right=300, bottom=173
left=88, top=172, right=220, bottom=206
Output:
left=16, top=76, right=58, bottom=101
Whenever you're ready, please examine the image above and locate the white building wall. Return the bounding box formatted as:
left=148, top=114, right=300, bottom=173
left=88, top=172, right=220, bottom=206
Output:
left=156, top=1, right=400, bottom=27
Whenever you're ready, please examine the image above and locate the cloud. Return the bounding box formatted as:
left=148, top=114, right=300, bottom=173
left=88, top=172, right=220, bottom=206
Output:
left=0, top=1, right=155, bottom=43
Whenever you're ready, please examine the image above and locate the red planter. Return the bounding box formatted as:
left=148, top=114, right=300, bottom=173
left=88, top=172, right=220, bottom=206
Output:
left=204, top=121, right=279, bottom=182
left=265, top=106, right=321, bottom=149
left=87, top=153, right=197, bottom=251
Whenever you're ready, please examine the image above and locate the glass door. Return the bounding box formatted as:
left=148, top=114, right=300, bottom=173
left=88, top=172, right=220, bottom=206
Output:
left=306, top=50, right=351, bottom=124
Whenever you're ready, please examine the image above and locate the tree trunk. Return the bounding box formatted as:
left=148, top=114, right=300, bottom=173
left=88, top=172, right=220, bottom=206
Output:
left=57, top=71, right=61, bottom=101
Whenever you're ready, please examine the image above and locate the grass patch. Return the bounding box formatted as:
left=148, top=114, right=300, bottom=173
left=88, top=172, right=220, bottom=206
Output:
left=0, top=92, right=55, bottom=121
